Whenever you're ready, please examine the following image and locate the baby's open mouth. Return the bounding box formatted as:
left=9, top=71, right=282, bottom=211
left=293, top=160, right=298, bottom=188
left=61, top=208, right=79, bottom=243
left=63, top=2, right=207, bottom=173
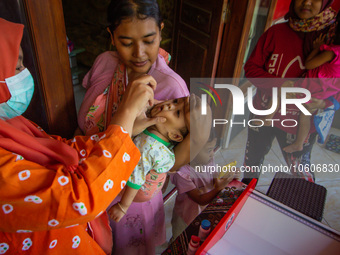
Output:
left=146, top=106, right=154, bottom=118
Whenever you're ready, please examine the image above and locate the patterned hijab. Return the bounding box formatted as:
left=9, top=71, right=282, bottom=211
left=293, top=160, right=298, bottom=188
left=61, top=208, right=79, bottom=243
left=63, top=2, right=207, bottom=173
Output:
left=285, top=0, right=337, bottom=56
left=0, top=18, right=79, bottom=169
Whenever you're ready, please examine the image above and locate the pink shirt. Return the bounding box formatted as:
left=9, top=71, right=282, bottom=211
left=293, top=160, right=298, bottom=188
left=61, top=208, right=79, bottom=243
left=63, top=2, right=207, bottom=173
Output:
left=78, top=51, right=189, bottom=131
left=170, top=161, right=217, bottom=225
left=299, top=44, right=340, bottom=99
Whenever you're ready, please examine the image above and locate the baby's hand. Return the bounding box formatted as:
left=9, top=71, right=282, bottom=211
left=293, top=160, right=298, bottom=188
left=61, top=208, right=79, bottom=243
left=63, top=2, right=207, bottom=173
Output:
left=108, top=203, right=127, bottom=222
left=313, top=34, right=326, bottom=49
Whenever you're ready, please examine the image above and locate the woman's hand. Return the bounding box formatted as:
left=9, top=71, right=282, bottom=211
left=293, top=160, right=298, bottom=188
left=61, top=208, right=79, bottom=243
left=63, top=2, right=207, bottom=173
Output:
left=110, top=75, right=157, bottom=135
left=132, top=111, right=166, bottom=136
left=131, top=99, right=166, bottom=136
left=313, top=34, right=326, bottom=49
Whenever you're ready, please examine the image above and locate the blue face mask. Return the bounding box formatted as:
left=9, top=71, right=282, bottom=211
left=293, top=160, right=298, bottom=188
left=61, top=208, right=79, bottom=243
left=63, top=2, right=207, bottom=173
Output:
left=0, top=68, right=34, bottom=120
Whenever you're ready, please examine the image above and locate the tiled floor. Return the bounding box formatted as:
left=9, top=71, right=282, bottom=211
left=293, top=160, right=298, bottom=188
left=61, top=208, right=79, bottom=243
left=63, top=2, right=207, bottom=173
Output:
left=157, top=127, right=340, bottom=253
left=156, top=193, right=177, bottom=254
left=214, top=127, right=340, bottom=233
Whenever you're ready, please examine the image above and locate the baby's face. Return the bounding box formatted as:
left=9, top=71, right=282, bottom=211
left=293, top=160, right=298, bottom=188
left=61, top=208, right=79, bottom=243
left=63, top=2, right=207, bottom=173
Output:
left=294, top=0, right=322, bottom=20
left=149, top=97, right=188, bottom=141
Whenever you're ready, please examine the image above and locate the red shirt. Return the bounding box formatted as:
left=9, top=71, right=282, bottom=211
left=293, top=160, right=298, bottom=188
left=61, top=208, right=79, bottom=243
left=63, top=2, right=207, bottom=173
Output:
left=245, top=22, right=340, bottom=134
left=245, top=22, right=306, bottom=133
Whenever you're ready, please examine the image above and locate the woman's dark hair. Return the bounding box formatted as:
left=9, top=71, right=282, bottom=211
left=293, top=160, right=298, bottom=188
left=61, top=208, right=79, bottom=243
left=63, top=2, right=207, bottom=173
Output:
left=107, top=0, right=163, bottom=32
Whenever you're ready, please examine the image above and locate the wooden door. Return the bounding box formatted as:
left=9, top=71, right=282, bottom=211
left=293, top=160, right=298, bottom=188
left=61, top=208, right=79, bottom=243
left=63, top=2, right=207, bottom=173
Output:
left=171, top=0, right=278, bottom=147
left=171, top=0, right=227, bottom=87
left=216, top=0, right=278, bottom=148
left=1, top=0, right=77, bottom=138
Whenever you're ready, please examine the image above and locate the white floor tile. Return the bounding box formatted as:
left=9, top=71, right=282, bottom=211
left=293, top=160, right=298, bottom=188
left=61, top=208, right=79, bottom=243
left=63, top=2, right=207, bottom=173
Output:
left=156, top=193, right=176, bottom=254
left=318, top=180, right=340, bottom=232
left=221, top=127, right=340, bottom=233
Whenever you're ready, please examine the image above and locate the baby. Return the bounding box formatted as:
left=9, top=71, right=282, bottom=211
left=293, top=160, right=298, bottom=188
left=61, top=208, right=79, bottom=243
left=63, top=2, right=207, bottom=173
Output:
left=170, top=130, right=238, bottom=239
left=108, top=96, right=189, bottom=222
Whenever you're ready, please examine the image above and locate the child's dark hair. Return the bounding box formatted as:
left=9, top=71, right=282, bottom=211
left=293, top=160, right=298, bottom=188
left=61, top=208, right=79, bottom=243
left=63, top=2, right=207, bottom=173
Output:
left=334, top=12, right=340, bottom=45
left=107, top=0, right=163, bottom=33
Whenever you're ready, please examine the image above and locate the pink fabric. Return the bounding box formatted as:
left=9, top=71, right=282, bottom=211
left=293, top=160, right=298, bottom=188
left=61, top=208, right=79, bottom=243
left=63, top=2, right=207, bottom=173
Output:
left=79, top=50, right=188, bottom=254
left=170, top=161, right=217, bottom=225
left=83, top=92, right=107, bottom=134
left=109, top=191, right=166, bottom=255
left=78, top=51, right=189, bottom=132
left=108, top=168, right=167, bottom=254
left=83, top=61, right=126, bottom=135
left=298, top=44, right=340, bottom=99
left=244, top=22, right=308, bottom=134
left=87, top=212, right=113, bottom=255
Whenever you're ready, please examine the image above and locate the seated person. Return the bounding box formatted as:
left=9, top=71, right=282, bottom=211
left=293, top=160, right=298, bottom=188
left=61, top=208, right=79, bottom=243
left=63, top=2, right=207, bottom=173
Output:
left=170, top=131, right=239, bottom=239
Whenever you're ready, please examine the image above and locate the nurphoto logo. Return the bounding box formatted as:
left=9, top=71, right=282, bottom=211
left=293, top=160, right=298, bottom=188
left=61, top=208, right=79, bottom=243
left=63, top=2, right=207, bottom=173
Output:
left=192, top=78, right=312, bottom=129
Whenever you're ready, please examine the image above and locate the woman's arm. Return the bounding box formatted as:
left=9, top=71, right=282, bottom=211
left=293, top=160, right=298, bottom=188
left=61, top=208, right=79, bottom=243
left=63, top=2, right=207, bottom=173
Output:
left=305, top=50, right=335, bottom=70
left=110, top=75, right=157, bottom=135
left=0, top=75, right=156, bottom=233
left=0, top=125, right=140, bottom=232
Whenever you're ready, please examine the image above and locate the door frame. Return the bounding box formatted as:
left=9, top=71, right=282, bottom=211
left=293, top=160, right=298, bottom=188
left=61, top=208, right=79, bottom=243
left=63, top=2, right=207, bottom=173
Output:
left=22, top=0, right=77, bottom=138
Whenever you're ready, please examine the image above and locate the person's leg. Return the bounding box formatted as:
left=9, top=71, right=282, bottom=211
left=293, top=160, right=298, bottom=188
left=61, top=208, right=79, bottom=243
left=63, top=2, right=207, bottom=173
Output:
left=171, top=209, right=188, bottom=241
left=275, top=128, right=317, bottom=182
left=252, top=97, right=279, bottom=126
left=242, top=125, right=276, bottom=185
left=283, top=113, right=311, bottom=153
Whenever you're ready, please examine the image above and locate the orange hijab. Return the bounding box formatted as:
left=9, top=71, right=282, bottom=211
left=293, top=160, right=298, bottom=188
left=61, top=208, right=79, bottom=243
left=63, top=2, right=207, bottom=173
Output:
left=0, top=18, right=79, bottom=169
